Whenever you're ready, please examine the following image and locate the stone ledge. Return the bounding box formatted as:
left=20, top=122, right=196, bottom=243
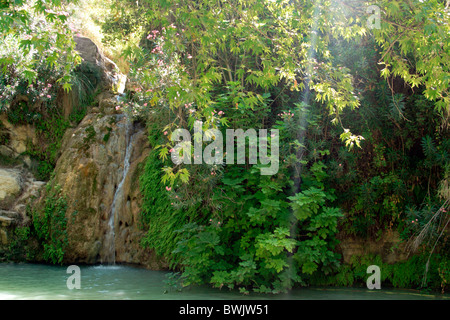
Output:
left=0, top=216, right=14, bottom=227
left=337, top=230, right=409, bottom=264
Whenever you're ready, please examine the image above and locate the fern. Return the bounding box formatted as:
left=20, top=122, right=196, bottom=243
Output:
left=388, top=93, right=406, bottom=121
left=421, top=135, right=436, bottom=159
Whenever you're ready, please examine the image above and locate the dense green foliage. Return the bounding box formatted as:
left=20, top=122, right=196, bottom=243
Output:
left=139, top=106, right=345, bottom=292
left=30, top=183, right=69, bottom=264
left=0, top=0, right=449, bottom=293
left=311, top=253, right=450, bottom=293
left=2, top=69, right=92, bottom=180
left=6, top=183, right=69, bottom=264
left=0, top=1, right=97, bottom=180
left=114, top=0, right=449, bottom=293
left=0, top=0, right=80, bottom=90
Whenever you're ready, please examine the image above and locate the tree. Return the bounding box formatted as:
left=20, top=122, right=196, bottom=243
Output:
left=0, top=0, right=81, bottom=91
left=373, top=0, right=450, bottom=123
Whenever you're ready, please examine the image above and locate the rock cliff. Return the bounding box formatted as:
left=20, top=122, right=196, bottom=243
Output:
left=51, top=101, right=164, bottom=268
left=0, top=35, right=166, bottom=269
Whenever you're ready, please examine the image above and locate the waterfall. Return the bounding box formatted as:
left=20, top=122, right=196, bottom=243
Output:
left=102, top=117, right=137, bottom=264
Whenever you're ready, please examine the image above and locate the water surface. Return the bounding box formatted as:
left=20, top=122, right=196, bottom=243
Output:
left=0, top=263, right=448, bottom=300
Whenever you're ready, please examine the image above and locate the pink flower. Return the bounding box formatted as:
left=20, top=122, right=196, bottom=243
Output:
left=143, top=103, right=147, bottom=107
left=218, top=111, right=224, bottom=115
left=47, top=83, right=52, bottom=88
left=169, top=148, right=174, bottom=153
left=47, top=95, right=52, bottom=99
left=164, top=131, right=168, bottom=135
left=187, top=54, right=192, bottom=59
left=166, top=186, right=172, bottom=191
left=115, top=106, right=120, bottom=110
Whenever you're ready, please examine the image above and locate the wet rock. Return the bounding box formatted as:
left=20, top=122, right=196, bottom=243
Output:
left=0, top=168, right=22, bottom=207
left=0, top=114, right=38, bottom=160
left=0, top=145, right=15, bottom=158
left=0, top=35, right=164, bottom=269
left=0, top=211, right=20, bottom=247
left=74, top=36, right=124, bottom=92
left=0, top=229, right=7, bottom=245
left=51, top=110, right=165, bottom=268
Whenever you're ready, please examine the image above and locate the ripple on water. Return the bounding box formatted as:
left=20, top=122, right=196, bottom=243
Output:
left=91, top=265, right=124, bottom=271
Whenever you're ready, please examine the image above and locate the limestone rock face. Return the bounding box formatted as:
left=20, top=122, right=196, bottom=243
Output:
left=74, top=36, right=126, bottom=93
left=0, top=170, right=38, bottom=255
left=337, top=230, right=408, bottom=264
left=0, top=212, right=17, bottom=246
left=52, top=107, right=165, bottom=269
left=50, top=37, right=161, bottom=267
left=0, top=35, right=164, bottom=269
left=0, top=168, right=22, bottom=207
left=0, top=113, right=37, bottom=164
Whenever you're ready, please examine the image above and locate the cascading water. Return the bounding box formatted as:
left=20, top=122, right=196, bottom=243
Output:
left=102, top=116, right=137, bottom=264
